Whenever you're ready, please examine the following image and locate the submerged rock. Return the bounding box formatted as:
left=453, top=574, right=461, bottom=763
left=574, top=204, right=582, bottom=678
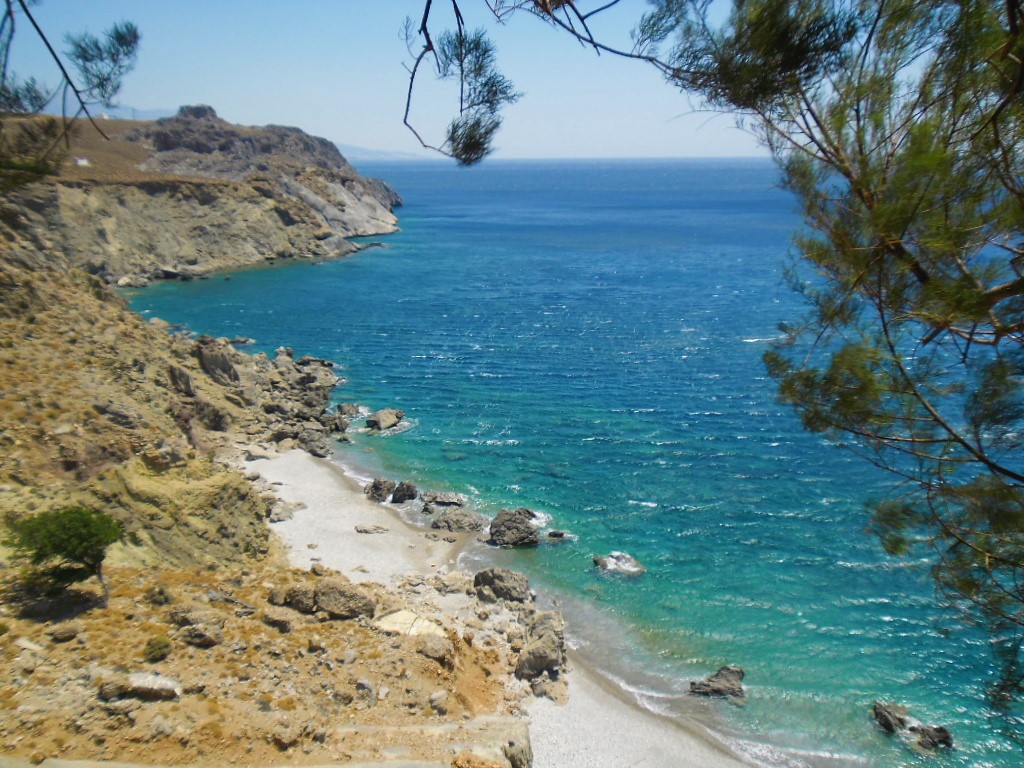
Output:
left=689, top=666, right=745, bottom=698
left=593, top=551, right=646, bottom=576
left=488, top=507, right=541, bottom=547
left=366, top=408, right=404, bottom=431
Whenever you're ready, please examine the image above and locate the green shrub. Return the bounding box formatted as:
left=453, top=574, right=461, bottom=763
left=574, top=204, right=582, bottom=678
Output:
left=143, top=635, right=172, bottom=663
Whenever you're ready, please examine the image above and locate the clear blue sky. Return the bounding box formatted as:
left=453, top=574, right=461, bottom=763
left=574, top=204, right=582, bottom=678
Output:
left=9, top=1, right=763, bottom=159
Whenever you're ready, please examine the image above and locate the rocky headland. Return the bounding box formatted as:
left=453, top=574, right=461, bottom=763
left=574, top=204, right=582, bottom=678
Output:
left=1, top=106, right=401, bottom=286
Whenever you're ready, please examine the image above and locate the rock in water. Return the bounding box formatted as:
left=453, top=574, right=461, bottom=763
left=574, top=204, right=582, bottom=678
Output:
left=474, top=568, right=532, bottom=603
left=363, top=477, right=396, bottom=502
left=366, top=408, right=404, bottom=431
left=593, top=551, right=646, bottom=575
left=421, top=490, right=468, bottom=507
left=689, top=666, right=745, bottom=698
left=488, top=507, right=541, bottom=547
left=872, top=701, right=953, bottom=755
left=392, top=480, right=419, bottom=503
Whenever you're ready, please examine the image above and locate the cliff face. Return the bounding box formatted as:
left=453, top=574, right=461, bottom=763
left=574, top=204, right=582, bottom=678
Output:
left=0, top=106, right=401, bottom=285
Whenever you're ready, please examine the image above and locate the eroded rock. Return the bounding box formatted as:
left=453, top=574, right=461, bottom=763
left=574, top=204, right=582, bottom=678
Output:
left=489, top=507, right=541, bottom=547
left=689, top=666, right=745, bottom=698
left=474, top=568, right=531, bottom=603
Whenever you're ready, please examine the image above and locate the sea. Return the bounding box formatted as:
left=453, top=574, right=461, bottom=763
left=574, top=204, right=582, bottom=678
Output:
left=127, top=159, right=1023, bottom=767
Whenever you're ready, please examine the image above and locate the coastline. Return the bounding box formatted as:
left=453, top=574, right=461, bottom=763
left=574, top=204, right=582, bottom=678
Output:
left=249, top=447, right=758, bottom=768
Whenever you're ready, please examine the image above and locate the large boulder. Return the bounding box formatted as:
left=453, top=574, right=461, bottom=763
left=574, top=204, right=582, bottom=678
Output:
left=489, top=508, right=540, bottom=547
left=391, top=481, right=419, bottom=503
left=514, top=612, right=566, bottom=681
left=474, top=568, right=531, bottom=603
left=593, top=551, right=646, bottom=576
left=364, top=477, right=396, bottom=502
left=314, top=578, right=376, bottom=620
left=432, top=506, right=488, bottom=532
left=689, top=666, right=745, bottom=698
left=366, top=408, right=404, bottom=431
left=284, top=583, right=318, bottom=614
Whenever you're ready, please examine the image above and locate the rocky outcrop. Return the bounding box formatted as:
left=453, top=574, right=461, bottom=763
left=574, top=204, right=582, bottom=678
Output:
left=489, top=508, right=541, bottom=547
left=689, top=666, right=745, bottom=698
left=514, top=612, right=566, bottom=684
left=1, top=106, right=401, bottom=284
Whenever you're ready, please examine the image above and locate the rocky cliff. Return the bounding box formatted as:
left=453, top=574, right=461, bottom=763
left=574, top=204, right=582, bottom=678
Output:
left=0, top=106, right=401, bottom=285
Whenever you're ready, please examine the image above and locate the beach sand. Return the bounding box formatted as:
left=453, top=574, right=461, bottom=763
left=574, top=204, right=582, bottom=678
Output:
left=250, top=449, right=756, bottom=768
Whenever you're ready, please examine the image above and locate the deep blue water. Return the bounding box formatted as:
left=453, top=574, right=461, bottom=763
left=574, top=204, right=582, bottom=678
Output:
left=128, top=159, right=1022, bottom=767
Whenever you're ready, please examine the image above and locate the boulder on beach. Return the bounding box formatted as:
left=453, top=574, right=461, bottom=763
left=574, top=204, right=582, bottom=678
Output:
left=593, top=551, right=646, bottom=576
left=474, top=567, right=532, bottom=603
left=514, top=611, right=566, bottom=681
left=366, top=408, right=404, bottom=431
left=391, top=480, right=419, bottom=503
left=432, top=506, right=488, bottom=532
left=488, top=507, right=541, bottom=547
left=364, top=477, right=396, bottom=502
left=689, top=666, right=745, bottom=698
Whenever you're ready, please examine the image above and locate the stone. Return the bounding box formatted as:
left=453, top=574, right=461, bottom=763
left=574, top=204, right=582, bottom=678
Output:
left=363, top=477, right=396, bottom=502
left=13, top=638, right=45, bottom=655
left=284, top=584, right=318, bottom=614
left=267, top=586, right=288, bottom=606
left=871, top=701, right=908, bottom=734
left=391, top=480, right=419, bottom=503
left=910, top=724, right=954, bottom=753
left=314, top=578, right=376, bottom=620
left=593, top=551, right=646, bottom=576
left=356, top=678, right=375, bottom=700
left=416, top=635, right=455, bottom=670
left=421, top=490, right=468, bottom=506
left=373, top=609, right=446, bottom=637
left=872, top=701, right=954, bottom=754
left=515, top=632, right=564, bottom=680
left=194, top=336, right=240, bottom=385
left=272, top=722, right=301, bottom=750
left=503, top=737, right=534, bottom=768
left=488, top=507, right=541, bottom=547
left=261, top=610, right=293, bottom=634
left=689, top=666, right=745, bottom=698
left=366, top=408, right=404, bottom=431
left=473, top=568, right=532, bottom=603
left=432, top=506, right=488, bottom=532
left=102, top=673, right=183, bottom=701
left=49, top=623, right=80, bottom=643
left=338, top=402, right=361, bottom=418
left=428, top=689, right=449, bottom=715
left=355, top=524, right=389, bottom=534
left=178, top=624, right=222, bottom=648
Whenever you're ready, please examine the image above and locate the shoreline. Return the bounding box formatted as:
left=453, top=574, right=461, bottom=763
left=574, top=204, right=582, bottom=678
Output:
left=249, top=447, right=758, bottom=768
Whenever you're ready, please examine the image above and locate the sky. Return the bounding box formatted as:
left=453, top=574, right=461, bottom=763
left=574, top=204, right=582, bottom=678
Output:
left=8, top=1, right=764, bottom=159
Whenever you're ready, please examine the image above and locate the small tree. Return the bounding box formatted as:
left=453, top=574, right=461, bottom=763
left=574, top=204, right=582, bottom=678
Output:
left=5, top=505, right=123, bottom=604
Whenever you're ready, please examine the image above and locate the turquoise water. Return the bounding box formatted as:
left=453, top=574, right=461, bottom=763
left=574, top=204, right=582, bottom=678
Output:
left=128, top=159, right=1021, bottom=766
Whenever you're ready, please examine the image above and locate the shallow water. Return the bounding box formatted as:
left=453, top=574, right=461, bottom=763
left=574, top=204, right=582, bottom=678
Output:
left=129, top=158, right=1023, bottom=766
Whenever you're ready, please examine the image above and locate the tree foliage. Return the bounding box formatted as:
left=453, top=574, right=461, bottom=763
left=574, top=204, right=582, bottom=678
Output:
left=631, top=0, right=1024, bottom=704
left=0, top=0, right=139, bottom=190
left=4, top=505, right=123, bottom=603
